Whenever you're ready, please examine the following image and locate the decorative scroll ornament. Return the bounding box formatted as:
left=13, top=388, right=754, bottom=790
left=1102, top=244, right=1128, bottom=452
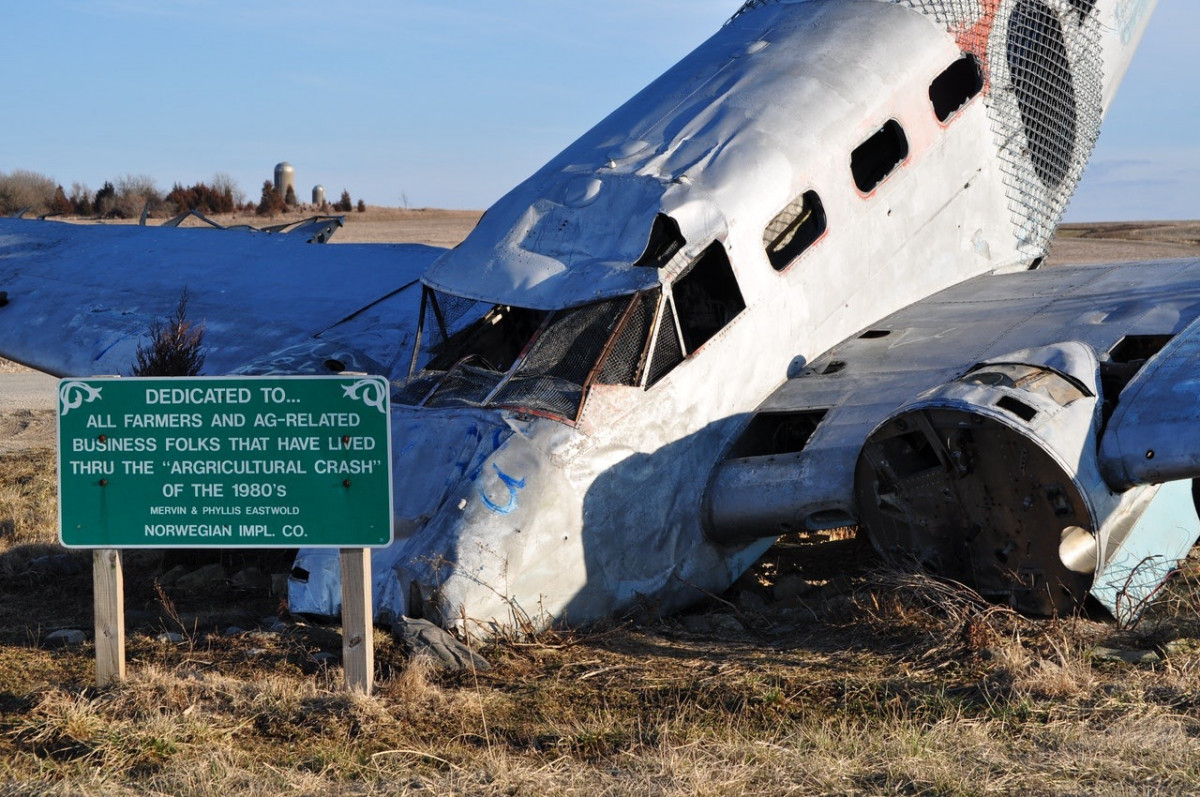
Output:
left=58, top=381, right=103, bottom=417
left=342, top=378, right=387, bottom=414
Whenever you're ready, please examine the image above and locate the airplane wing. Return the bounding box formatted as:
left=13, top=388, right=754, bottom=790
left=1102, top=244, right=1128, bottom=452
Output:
left=707, top=257, right=1200, bottom=624
left=0, top=218, right=444, bottom=378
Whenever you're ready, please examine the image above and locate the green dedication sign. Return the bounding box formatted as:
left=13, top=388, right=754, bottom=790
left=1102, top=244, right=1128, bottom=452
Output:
left=58, top=376, right=393, bottom=548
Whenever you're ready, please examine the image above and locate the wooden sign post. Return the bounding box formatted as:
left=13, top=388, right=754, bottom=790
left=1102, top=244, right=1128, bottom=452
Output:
left=58, top=375, right=393, bottom=692
left=92, top=549, right=125, bottom=686
left=340, top=548, right=374, bottom=693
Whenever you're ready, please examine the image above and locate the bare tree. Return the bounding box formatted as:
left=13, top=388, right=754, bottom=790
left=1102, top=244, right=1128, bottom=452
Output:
left=0, top=170, right=57, bottom=215
left=114, top=173, right=165, bottom=218
left=210, top=172, right=245, bottom=207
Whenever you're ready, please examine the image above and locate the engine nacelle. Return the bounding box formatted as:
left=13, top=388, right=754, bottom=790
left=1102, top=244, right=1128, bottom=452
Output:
left=856, top=342, right=1199, bottom=620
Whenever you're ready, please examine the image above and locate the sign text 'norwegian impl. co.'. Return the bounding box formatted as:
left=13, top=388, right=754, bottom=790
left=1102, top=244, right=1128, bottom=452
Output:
left=58, top=376, right=393, bottom=548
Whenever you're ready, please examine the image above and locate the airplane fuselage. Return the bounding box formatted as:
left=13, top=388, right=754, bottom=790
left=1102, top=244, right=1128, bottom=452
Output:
left=290, top=0, right=1158, bottom=628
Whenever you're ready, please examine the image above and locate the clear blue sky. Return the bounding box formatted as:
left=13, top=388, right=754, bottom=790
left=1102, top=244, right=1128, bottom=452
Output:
left=1, top=1, right=1194, bottom=221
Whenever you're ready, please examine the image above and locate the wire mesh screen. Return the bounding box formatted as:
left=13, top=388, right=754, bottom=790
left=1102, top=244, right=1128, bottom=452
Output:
left=647, top=300, right=685, bottom=387
left=425, top=292, right=486, bottom=351
left=493, top=297, right=630, bottom=420
left=396, top=291, right=493, bottom=405
left=423, top=365, right=503, bottom=409
left=908, top=0, right=1103, bottom=255
left=989, top=0, right=1103, bottom=255
left=393, top=375, right=438, bottom=407
left=597, top=291, right=659, bottom=386
left=729, top=0, right=1104, bottom=258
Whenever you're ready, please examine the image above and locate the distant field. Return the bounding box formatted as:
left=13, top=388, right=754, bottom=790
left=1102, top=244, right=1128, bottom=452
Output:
left=1046, top=219, right=1200, bottom=265
left=56, top=206, right=484, bottom=248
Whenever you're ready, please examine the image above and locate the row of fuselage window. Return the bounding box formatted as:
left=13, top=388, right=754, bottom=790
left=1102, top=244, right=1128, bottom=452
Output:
left=762, top=53, right=984, bottom=273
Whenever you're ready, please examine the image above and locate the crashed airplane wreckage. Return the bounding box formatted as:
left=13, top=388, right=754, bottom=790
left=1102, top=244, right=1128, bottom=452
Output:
left=0, top=0, right=1193, bottom=630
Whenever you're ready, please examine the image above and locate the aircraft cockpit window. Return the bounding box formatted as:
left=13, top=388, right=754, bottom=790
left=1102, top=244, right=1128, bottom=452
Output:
left=641, top=243, right=744, bottom=388
left=929, top=54, right=983, bottom=123
left=764, top=190, right=827, bottom=270
left=397, top=297, right=545, bottom=408
left=397, top=289, right=664, bottom=423
left=851, top=119, right=909, bottom=193
left=673, top=242, right=746, bottom=353
left=405, top=289, right=495, bottom=376
left=491, top=297, right=630, bottom=419
left=425, top=303, right=545, bottom=375
left=396, top=247, right=745, bottom=412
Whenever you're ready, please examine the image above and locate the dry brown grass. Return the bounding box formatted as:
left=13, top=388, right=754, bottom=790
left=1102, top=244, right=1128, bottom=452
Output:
left=4, top=449, right=1200, bottom=796
left=0, top=448, right=60, bottom=559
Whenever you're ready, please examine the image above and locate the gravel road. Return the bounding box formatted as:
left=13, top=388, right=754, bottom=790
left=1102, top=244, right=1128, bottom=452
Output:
left=0, top=372, right=57, bottom=453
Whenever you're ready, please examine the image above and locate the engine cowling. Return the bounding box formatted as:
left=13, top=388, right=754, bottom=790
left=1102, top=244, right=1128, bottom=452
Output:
left=856, top=342, right=1199, bottom=620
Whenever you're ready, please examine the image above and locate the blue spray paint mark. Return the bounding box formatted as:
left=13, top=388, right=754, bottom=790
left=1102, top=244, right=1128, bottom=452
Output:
left=93, top=337, right=123, bottom=362
left=480, top=463, right=526, bottom=515
left=466, top=428, right=510, bottom=482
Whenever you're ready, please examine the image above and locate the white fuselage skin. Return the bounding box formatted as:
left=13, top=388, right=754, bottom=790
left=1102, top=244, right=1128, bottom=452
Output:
left=290, top=0, right=1156, bottom=630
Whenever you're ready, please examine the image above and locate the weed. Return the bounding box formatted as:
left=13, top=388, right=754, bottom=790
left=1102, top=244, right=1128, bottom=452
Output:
left=132, top=288, right=206, bottom=377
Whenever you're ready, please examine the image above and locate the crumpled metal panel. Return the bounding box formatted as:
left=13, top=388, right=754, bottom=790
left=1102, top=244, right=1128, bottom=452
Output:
left=423, top=1, right=975, bottom=310
left=1100, top=315, right=1200, bottom=489
left=289, top=406, right=517, bottom=621
left=0, top=218, right=440, bottom=378
left=422, top=173, right=667, bottom=310
left=1089, top=480, right=1200, bottom=626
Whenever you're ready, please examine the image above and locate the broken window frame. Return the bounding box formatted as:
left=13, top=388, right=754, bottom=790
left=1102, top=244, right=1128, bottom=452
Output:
left=642, top=242, right=745, bottom=389
left=672, top=242, right=747, bottom=355
left=592, top=290, right=661, bottom=388
left=406, top=287, right=491, bottom=379
left=633, top=213, right=686, bottom=268
left=644, top=293, right=685, bottom=389
left=400, top=289, right=668, bottom=424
